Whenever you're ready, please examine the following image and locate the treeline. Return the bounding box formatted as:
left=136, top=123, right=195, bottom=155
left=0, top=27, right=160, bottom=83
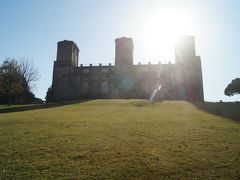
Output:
left=0, top=58, right=42, bottom=105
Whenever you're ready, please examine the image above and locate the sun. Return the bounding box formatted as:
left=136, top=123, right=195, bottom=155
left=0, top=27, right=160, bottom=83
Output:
left=144, top=10, right=194, bottom=61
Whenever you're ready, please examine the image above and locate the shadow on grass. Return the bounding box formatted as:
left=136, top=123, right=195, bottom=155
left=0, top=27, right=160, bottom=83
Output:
left=0, top=100, right=92, bottom=114
left=1, top=99, right=240, bottom=122
left=193, top=102, right=240, bottom=122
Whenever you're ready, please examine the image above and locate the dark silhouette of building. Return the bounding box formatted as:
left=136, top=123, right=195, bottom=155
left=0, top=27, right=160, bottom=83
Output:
left=51, top=36, right=204, bottom=101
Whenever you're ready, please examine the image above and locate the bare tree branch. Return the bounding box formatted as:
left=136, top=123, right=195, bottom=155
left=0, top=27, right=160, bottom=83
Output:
left=19, top=58, right=40, bottom=90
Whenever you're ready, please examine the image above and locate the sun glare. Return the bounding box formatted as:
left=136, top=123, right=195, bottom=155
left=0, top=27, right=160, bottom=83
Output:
left=144, top=11, right=194, bottom=61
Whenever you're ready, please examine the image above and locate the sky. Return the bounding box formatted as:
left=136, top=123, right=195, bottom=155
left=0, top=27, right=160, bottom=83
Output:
left=0, top=0, right=239, bottom=102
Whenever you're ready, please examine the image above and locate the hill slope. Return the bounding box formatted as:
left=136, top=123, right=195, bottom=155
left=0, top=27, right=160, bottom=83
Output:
left=0, top=100, right=239, bottom=179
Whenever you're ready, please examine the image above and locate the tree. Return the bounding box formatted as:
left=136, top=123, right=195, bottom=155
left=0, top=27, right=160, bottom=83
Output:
left=224, top=78, right=240, bottom=96
left=0, top=59, right=24, bottom=105
left=0, top=58, right=40, bottom=105
left=45, top=86, right=54, bottom=103
left=19, top=58, right=40, bottom=104
left=19, top=58, right=40, bottom=90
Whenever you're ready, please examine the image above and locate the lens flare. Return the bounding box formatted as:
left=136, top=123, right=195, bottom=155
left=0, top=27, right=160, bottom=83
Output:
left=144, top=10, right=195, bottom=61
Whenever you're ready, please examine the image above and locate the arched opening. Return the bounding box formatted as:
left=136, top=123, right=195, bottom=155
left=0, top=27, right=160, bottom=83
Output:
left=101, top=81, right=109, bottom=95
left=82, top=81, right=89, bottom=95
left=92, top=81, right=99, bottom=95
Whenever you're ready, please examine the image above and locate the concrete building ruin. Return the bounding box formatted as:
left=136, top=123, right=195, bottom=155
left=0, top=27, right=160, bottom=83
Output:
left=51, top=36, right=204, bottom=101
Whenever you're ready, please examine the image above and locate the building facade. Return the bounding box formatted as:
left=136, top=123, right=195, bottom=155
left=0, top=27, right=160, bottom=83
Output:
left=51, top=36, right=204, bottom=101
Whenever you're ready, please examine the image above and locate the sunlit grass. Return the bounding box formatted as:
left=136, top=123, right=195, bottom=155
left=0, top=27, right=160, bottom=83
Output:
left=0, top=100, right=239, bottom=179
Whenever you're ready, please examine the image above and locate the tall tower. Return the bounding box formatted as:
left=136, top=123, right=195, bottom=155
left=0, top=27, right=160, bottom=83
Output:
left=114, top=37, right=134, bottom=98
left=115, top=37, right=134, bottom=66
left=175, top=36, right=196, bottom=64
left=175, top=36, right=204, bottom=101
left=52, top=40, right=79, bottom=100
left=56, top=40, right=79, bottom=66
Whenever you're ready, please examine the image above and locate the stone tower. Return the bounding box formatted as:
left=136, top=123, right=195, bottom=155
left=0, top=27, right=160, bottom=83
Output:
left=175, top=36, right=196, bottom=64
left=56, top=40, right=79, bottom=66
left=114, top=37, right=135, bottom=98
left=175, top=36, right=204, bottom=101
left=115, top=37, right=134, bottom=66
left=52, top=40, right=79, bottom=100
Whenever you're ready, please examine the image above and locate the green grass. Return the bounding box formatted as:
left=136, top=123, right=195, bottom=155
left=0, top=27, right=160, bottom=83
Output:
left=0, top=100, right=239, bottom=179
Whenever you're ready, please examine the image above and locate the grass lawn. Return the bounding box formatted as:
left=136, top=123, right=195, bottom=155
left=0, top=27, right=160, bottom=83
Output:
left=0, top=100, right=239, bottom=179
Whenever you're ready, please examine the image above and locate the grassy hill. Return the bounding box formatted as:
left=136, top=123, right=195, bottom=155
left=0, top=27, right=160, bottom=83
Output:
left=0, top=100, right=239, bottom=179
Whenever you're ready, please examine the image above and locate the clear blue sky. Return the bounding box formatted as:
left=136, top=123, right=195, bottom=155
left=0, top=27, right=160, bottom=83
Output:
left=0, top=0, right=239, bottom=101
